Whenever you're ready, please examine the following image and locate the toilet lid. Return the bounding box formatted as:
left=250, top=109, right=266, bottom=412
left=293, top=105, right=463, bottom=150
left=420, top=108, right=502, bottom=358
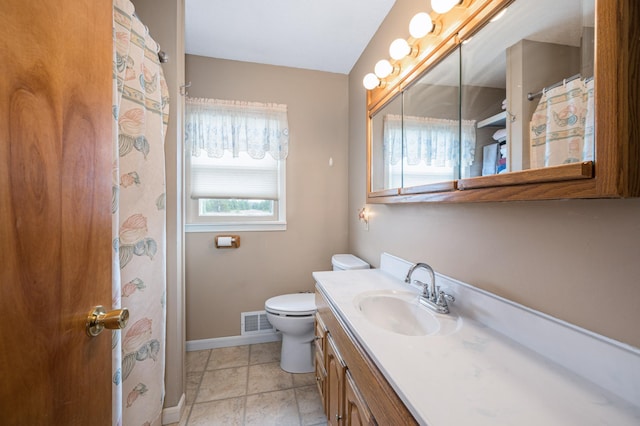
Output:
left=265, top=293, right=316, bottom=316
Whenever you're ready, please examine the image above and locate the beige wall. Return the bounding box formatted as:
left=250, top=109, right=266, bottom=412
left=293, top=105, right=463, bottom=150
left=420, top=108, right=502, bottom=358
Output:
left=131, top=0, right=186, bottom=409
left=185, top=56, right=349, bottom=340
left=348, top=0, right=640, bottom=348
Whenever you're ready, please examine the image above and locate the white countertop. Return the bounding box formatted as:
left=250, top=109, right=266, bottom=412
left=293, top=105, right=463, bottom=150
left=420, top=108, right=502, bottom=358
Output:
left=313, top=268, right=640, bottom=426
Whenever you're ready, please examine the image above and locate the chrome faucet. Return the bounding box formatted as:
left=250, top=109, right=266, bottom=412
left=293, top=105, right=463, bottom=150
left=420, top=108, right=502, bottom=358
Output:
left=405, top=262, right=436, bottom=299
left=404, top=262, right=455, bottom=314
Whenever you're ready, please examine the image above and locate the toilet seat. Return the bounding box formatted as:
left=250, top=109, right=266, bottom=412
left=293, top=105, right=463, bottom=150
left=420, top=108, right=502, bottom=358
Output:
left=265, top=293, right=315, bottom=316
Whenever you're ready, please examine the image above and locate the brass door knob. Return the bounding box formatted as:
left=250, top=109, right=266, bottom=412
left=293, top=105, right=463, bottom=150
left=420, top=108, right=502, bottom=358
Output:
left=86, top=306, right=129, bottom=337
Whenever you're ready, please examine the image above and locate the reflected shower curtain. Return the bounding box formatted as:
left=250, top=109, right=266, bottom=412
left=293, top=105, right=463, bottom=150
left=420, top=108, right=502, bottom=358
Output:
left=529, top=78, right=594, bottom=168
left=112, top=0, right=169, bottom=425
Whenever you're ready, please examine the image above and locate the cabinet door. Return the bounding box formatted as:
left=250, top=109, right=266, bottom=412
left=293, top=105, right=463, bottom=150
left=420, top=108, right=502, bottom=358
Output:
left=315, top=313, right=327, bottom=356
left=345, top=371, right=376, bottom=426
left=315, top=349, right=328, bottom=408
left=327, top=335, right=346, bottom=425
left=315, top=314, right=328, bottom=407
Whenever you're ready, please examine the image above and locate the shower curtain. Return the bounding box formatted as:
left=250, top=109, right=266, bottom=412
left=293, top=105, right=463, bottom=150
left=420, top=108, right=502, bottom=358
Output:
left=529, top=78, right=594, bottom=168
left=112, top=0, right=169, bottom=425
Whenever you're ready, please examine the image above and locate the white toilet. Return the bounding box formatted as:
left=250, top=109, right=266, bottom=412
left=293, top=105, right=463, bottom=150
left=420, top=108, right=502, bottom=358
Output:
left=265, top=254, right=369, bottom=373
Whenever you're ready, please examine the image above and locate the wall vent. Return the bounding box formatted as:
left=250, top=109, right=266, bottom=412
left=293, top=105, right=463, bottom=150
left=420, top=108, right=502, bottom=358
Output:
left=241, top=311, right=275, bottom=335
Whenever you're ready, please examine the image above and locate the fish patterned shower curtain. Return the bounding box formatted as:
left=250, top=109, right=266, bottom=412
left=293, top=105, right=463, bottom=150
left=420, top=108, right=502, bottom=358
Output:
left=112, top=0, right=169, bottom=424
left=529, top=77, right=594, bottom=168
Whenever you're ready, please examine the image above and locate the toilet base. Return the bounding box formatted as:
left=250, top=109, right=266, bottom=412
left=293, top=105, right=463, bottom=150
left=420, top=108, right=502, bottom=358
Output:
left=280, top=334, right=314, bottom=373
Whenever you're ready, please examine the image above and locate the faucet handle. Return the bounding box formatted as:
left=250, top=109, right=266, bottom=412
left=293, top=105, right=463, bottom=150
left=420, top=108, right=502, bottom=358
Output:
left=436, top=289, right=455, bottom=307
left=414, top=280, right=429, bottom=298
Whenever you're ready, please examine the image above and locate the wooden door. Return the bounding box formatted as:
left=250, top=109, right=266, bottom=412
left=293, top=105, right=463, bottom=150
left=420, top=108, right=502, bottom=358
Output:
left=0, top=0, right=114, bottom=424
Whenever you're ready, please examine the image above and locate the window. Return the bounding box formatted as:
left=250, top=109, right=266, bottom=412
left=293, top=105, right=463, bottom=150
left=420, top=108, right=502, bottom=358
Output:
left=383, top=114, right=476, bottom=187
left=185, top=98, right=288, bottom=232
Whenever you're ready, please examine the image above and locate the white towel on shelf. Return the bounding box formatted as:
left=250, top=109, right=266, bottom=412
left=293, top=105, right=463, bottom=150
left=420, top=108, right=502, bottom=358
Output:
left=493, top=128, right=507, bottom=142
left=482, top=143, right=499, bottom=176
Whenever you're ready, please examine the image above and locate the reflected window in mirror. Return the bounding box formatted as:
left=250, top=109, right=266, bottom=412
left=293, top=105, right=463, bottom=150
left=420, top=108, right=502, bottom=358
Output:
left=400, top=47, right=462, bottom=188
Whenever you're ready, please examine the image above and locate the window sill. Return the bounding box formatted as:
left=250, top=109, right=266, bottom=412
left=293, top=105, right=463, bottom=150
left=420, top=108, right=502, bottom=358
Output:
left=185, top=221, right=287, bottom=233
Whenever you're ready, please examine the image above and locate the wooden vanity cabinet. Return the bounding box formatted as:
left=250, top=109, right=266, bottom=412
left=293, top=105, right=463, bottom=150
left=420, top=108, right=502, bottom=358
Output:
left=315, top=289, right=417, bottom=425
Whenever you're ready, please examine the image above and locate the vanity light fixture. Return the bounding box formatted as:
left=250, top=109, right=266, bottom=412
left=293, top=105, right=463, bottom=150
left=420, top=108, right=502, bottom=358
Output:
left=374, top=59, right=396, bottom=79
left=409, top=12, right=434, bottom=38
left=431, top=0, right=462, bottom=14
left=363, top=72, right=382, bottom=90
left=362, top=0, right=469, bottom=91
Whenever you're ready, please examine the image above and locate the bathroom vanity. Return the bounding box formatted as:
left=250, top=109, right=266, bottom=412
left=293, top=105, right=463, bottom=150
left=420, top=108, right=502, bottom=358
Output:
left=313, top=253, right=640, bottom=425
left=315, top=291, right=416, bottom=425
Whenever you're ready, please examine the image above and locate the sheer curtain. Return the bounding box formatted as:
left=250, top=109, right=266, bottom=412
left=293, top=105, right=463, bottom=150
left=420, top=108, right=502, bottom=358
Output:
left=185, top=97, right=289, bottom=160
left=383, top=114, right=476, bottom=168
left=112, top=1, right=169, bottom=424
left=529, top=77, right=594, bottom=168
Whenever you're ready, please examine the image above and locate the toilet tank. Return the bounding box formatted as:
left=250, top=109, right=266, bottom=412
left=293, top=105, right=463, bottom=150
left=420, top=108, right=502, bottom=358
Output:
left=331, top=254, right=370, bottom=271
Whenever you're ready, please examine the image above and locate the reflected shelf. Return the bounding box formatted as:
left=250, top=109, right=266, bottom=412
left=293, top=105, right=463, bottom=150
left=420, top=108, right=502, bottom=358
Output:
left=477, top=111, right=506, bottom=128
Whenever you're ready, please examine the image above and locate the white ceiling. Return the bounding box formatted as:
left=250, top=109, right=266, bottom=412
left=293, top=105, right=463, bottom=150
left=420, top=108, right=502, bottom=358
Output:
left=185, top=0, right=396, bottom=75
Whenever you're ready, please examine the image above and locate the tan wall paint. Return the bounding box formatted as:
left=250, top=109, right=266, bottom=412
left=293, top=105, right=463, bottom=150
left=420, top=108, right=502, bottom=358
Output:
left=348, top=0, right=640, bottom=348
left=131, top=0, right=186, bottom=409
left=185, top=56, right=349, bottom=340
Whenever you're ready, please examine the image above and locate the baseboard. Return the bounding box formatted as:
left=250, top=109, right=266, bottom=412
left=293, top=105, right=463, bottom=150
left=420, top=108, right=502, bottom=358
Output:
left=186, top=332, right=281, bottom=352
left=162, top=392, right=186, bottom=425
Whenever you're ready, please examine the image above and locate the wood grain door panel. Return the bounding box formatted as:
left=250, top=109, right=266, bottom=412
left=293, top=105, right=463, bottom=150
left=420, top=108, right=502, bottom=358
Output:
left=0, top=0, right=113, bottom=424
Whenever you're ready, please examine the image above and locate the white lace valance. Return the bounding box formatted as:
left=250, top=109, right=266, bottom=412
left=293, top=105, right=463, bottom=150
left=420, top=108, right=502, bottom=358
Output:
left=384, top=114, right=476, bottom=168
left=185, top=97, right=289, bottom=160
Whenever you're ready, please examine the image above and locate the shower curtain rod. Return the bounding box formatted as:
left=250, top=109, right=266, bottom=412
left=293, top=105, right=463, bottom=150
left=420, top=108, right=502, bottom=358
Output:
left=527, top=73, right=588, bottom=101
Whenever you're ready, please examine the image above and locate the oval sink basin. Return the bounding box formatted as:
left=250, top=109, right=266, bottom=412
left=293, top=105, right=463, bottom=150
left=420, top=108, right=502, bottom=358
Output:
left=353, top=290, right=462, bottom=337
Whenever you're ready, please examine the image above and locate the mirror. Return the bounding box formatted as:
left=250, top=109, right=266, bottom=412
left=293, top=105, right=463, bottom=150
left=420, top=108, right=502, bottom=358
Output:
left=402, top=48, right=461, bottom=188
left=367, top=0, right=597, bottom=200
left=371, top=49, right=462, bottom=193
left=370, top=95, right=402, bottom=193
left=461, top=0, right=595, bottom=177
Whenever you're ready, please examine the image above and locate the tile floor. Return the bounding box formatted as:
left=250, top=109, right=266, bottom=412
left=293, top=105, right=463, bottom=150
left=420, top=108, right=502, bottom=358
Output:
left=169, top=341, right=327, bottom=426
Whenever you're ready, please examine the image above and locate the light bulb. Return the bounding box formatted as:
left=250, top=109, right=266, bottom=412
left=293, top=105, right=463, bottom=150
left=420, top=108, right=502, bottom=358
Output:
left=431, top=0, right=461, bottom=14
left=389, top=38, right=411, bottom=60
left=374, top=59, right=394, bottom=78
left=362, top=73, right=380, bottom=90
left=409, top=12, right=434, bottom=38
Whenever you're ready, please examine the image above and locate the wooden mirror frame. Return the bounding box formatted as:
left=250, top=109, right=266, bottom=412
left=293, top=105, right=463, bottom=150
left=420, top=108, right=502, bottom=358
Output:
left=365, top=0, right=639, bottom=203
